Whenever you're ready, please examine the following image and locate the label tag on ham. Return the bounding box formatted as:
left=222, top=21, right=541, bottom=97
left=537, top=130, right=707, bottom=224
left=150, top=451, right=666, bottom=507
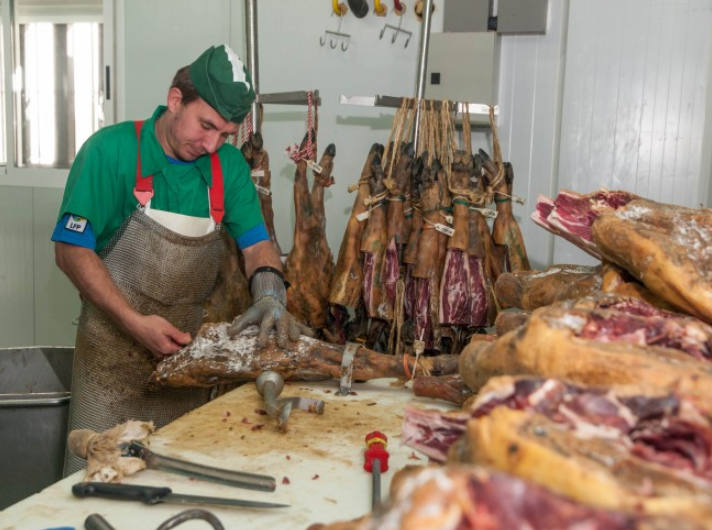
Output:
left=470, top=206, right=497, bottom=219
left=254, top=184, right=272, bottom=196
left=251, top=169, right=265, bottom=179
left=356, top=210, right=370, bottom=222
left=403, top=207, right=413, bottom=216
left=441, top=213, right=454, bottom=224
left=434, top=223, right=455, bottom=237
left=307, top=160, right=323, bottom=174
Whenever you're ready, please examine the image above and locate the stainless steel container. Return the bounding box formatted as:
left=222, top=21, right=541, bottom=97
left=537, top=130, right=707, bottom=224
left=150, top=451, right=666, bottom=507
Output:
left=0, top=346, right=73, bottom=509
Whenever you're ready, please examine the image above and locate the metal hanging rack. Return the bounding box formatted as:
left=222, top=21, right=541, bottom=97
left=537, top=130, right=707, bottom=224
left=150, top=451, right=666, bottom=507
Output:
left=244, top=0, right=321, bottom=133
left=339, top=0, right=496, bottom=147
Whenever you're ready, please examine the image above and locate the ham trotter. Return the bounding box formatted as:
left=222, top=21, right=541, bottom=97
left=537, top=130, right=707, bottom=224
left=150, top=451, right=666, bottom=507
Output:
left=241, top=132, right=282, bottom=255
left=329, top=144, right=384, bottom=308
left=411, top=373, right=473, bottom=406
left=284, top=143, right=336, bottom=331
left=151, top=323, right=458, bottom=388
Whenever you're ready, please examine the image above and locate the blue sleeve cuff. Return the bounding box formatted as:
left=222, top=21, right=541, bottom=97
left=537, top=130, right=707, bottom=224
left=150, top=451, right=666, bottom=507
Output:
left=236, top=222, right=270, bottom=250
left=51, top=213, right=97, bottom=250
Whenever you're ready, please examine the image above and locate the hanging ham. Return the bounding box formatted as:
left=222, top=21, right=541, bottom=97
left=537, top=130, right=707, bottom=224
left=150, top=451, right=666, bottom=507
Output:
left=284, top=143, right=336, bottom=331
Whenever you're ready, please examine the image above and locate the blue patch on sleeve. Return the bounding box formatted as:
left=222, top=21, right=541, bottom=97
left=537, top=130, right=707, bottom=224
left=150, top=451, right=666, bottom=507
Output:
left=51, top=213, right=97, bottom=250
left=236, top=223, right=270, bottom=250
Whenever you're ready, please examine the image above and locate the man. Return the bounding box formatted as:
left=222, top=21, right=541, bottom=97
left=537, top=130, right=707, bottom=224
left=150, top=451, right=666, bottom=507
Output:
left=54, top=44, right=309, bottom=474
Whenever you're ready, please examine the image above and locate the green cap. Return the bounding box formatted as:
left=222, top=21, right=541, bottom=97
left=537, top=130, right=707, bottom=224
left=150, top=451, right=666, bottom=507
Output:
left=189, top=44, right=255, bottom=123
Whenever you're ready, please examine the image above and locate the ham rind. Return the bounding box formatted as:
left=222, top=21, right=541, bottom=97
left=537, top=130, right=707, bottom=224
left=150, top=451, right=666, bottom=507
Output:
left=531, top=190, right=637, bottom=258
left=361, top=252, right=376, bottom=316
left=412, top=373, right=473, bottom=406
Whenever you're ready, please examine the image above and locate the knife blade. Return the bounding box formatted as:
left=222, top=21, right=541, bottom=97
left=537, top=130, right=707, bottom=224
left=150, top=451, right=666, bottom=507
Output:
left=72, top=482, right=289, bottom=509
left=123, top=442, right=276, bottom=492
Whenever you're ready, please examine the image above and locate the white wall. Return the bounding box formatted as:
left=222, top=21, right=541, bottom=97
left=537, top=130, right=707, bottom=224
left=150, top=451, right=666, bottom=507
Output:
left=498, top=0, right=712, bottom=267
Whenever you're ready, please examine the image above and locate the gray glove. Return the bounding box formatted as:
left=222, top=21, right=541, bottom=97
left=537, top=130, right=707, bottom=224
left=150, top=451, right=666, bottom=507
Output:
left=228, top=269, right=313, bottom=348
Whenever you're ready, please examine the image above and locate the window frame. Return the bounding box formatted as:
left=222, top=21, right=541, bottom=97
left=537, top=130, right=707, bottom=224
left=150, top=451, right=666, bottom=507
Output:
left=0, top=0, right=114, bottom=189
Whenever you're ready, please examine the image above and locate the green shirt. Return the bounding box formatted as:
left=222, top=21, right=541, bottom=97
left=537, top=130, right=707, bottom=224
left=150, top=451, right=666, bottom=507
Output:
left=57, top=106, right=264, bottom=252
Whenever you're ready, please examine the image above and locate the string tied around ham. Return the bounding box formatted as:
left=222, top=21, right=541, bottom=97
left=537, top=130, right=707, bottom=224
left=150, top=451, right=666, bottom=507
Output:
left=285, top=90, right=317, bottom=163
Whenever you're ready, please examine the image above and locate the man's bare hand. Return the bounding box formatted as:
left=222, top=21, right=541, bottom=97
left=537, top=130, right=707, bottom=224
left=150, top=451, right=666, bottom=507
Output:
left=127, top=314, right=192, bottom=357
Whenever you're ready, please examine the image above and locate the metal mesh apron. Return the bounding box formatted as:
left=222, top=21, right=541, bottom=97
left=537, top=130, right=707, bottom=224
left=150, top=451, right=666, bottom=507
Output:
left=63, top=205, right=226, bottom=475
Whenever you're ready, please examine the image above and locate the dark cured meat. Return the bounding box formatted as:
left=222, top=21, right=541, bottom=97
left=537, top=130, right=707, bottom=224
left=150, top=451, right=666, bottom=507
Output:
left=241, top=132, right=282, bottom=255
left=201, top=232, right=251, bottom=324
left=151, top=323, right=458, bottom=387
left=328, top=144, right=384, bottom=308
left=284, top=143, right=336, bottom=330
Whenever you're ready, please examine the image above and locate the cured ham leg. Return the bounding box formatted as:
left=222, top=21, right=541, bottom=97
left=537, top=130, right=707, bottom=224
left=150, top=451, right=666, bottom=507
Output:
left=151, top=323, right=458, bottom=388
left=307, top=465, right=672, bottom=530
left=479, top=151, right=530, bottom=272
left=439, top=151, right=487, bottom=327
left=412, top=373, right=473, bottom=406
left=360, top=158, right=389, bottom=319
left=329, top=144, right=384, bottom=308
left=458, top=295, right=712, bottom=410
left=381, top=142, right=414, bottom=310
left=284, top=143, right=336, bottom=330
left=592, top=199, right=712, bottom=322
left=241, top=132, right=282, bottom=255
left=531, top=189, right=637, bottom=259
left=412, top=158, right=442, bottom=350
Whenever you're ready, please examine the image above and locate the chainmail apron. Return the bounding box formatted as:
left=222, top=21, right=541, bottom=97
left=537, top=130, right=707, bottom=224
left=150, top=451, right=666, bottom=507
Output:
left=64, top=122, right=227, bottom=475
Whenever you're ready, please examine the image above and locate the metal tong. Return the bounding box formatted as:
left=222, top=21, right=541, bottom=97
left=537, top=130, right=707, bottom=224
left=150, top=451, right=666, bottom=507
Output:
left=122, top=441, right=276, bottom=492
left=256, top=371, right=325, bottom=431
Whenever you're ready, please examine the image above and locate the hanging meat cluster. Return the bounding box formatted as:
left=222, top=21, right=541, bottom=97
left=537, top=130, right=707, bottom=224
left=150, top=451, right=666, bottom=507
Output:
left=328, top=100, right=530, bottom=355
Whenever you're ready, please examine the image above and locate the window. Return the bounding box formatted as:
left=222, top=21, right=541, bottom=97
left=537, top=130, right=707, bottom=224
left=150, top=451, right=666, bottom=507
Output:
left=2, top=0, right=104, bottom=170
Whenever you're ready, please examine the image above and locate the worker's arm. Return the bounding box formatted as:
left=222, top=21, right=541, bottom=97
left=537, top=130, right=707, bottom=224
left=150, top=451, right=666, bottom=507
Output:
left=55, top=242, right=191, bottom=357
left=229, top=239, right=312, bottom=347
left=241, top=239, right=282, bottom=277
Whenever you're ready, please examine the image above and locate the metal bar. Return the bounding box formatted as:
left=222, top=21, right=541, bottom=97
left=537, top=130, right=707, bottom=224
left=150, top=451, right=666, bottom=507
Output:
left=0, top=392, right=71, bottom=407
left=245, top=0, right=259, bottom=132
left=257, top=90, right=321, bottom=106
left=339, top=94, right=495, bottom=116
left=413, top=0, right=434, bottom=150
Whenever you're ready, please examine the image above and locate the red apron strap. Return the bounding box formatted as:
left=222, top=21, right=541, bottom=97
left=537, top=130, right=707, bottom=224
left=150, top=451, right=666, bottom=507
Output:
left=133, top=120, right=154, bottom=206
left=209, top=152, right=225, bottom=224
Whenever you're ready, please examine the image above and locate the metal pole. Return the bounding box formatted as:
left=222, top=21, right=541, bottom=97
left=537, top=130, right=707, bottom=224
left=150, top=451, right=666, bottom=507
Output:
left=412, top=0, right=433, bottom=151
left=245, top=0, right=260, bottom=132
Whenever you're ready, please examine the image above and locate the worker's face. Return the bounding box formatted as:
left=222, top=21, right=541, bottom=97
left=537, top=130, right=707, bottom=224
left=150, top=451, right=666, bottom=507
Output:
left=164, top=87, right=239, bottom=161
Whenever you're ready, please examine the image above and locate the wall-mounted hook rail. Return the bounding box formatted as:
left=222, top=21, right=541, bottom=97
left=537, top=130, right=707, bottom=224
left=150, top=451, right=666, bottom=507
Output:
left=319, top=11, right=351, bottom=51
left=379, top=23, right=412, bottom=47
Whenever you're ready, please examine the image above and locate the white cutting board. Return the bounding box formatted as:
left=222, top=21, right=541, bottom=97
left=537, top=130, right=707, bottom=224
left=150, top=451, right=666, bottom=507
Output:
left=0, top=379, right=453, bottom=530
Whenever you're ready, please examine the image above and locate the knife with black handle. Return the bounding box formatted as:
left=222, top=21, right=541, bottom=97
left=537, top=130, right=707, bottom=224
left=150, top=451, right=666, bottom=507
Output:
left=72, top=482, right=289, bottom=509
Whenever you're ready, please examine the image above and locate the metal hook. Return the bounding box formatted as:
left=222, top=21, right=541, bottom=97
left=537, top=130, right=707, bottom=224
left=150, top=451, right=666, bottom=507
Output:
left=404, top=35, right=411, bottom=47
left=330, top=37, right=338, bottom=49
left=379, top=26, right=386, bottom=39
left=341, top=40, right=349, bottom=51
left=319, top=34, right=327, bottom=46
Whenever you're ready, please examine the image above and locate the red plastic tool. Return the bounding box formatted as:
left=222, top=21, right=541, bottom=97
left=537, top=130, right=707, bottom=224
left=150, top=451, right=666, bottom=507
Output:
left=364, top=431, right=389, bottom=510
